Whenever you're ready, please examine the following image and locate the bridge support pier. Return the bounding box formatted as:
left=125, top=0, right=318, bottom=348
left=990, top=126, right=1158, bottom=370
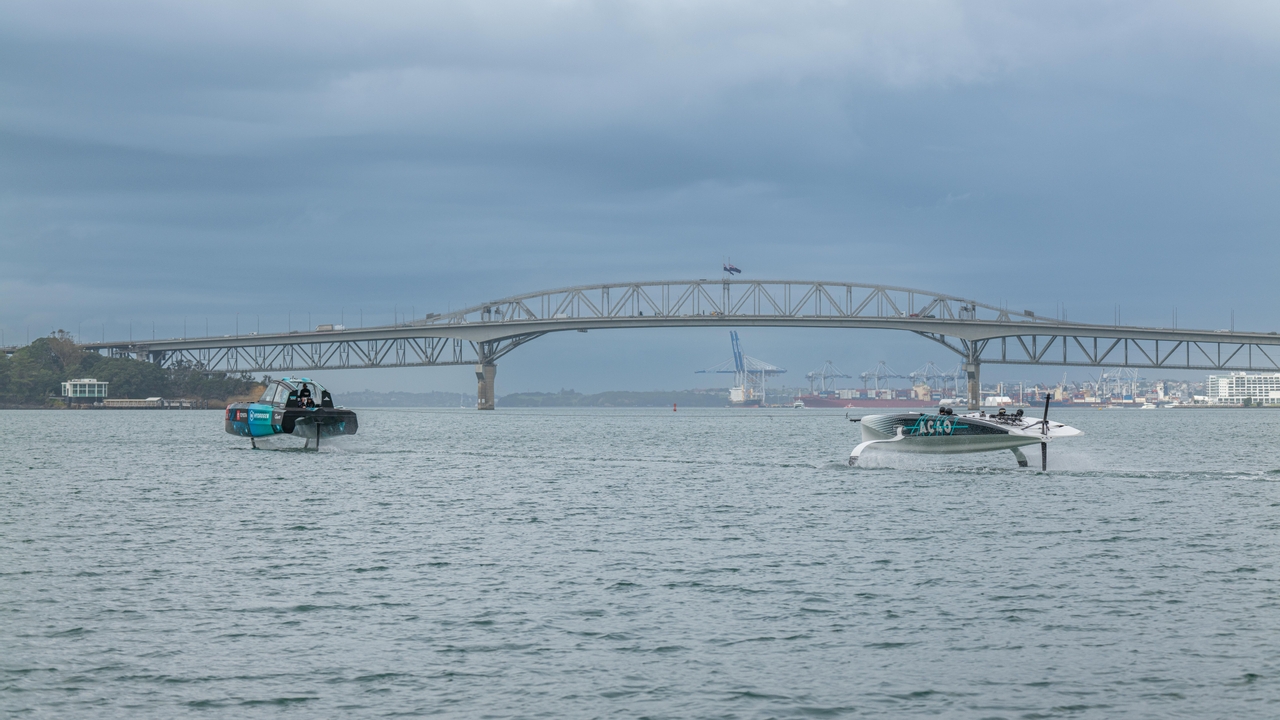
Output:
left=965, top=361, right=980, bottom=411
left=475, top=362, right=496, bottom=410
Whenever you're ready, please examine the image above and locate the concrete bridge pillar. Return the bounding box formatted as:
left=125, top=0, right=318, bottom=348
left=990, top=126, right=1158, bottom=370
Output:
left=475, top=362, right=496, bottom=410
left=964, top=361, right=980, bottom=411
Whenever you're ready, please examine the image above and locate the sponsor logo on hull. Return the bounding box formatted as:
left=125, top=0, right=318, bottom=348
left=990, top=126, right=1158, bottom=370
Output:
left=904, top=415, right=967, bottom=436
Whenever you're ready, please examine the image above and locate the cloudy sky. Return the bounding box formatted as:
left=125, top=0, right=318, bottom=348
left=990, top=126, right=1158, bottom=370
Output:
left=3, top=1, right=1278, bottom=393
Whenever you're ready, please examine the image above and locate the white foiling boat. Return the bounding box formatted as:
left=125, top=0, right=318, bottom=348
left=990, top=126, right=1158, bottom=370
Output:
left=848, top=398, right=1082, bottom=469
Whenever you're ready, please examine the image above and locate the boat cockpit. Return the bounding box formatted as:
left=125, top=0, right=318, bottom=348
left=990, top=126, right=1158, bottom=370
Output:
left=258, top=378, right=334, bottom=409
left=985, top=407, right=1027, bottom=425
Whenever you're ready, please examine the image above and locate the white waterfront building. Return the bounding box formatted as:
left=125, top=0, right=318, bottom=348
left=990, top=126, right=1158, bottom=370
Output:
left=1205, top=372, right=1280, bottom=405
left=61, top=378, right=108, bottom=402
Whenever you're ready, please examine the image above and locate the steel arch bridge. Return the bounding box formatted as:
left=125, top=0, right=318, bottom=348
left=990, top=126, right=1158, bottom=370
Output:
left=80, top=279, right=1280, bottom=409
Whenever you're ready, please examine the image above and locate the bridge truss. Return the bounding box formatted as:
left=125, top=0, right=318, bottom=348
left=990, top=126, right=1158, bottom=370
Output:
left=922, top=334, right=1280, bottom=372
left=149, top=335, right=545, bottom=374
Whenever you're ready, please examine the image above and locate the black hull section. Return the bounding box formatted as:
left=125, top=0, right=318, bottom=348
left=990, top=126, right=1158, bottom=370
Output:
left=283, top=408, right=359, bottom=437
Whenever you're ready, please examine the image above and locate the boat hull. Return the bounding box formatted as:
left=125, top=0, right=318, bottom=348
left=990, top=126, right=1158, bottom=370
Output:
left=225, top=403, right=358, bottom=440
left=861, top=425, right=1044, bottom=453
left=852, top=411, right=1081, bottom=460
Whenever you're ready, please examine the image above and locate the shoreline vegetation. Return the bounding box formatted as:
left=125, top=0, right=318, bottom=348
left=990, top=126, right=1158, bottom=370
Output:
left=0, top=331, right=261, bottom=408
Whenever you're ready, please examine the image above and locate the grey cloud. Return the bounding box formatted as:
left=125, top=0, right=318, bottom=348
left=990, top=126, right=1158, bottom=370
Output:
left=12, top=1, right=1261, bottom=148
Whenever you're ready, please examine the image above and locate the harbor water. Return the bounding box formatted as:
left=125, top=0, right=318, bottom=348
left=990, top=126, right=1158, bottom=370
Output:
left=3, top=407, right=1279, bottom=718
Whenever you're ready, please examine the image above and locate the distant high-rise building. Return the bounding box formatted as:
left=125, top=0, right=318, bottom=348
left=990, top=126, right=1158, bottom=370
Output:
left=1205, top=372, right=1280, bottom=405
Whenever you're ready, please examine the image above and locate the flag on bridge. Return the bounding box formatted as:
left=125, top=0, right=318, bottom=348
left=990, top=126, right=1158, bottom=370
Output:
left=723, top=263, right=742, bottom=275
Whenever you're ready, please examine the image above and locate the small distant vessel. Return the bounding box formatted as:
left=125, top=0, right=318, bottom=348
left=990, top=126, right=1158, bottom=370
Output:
left=849, top=397, right=1082, bottom=470
left=793, top=399, right=806, bottom=409
left=729, top=385, right=764, bottom=408
left=1140, top=402, right=1157, bottom=409
left=225, top=377, right=357, bottom=450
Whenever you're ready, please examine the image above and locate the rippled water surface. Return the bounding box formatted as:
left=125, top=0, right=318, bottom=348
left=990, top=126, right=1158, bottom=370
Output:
left=4, top=407, right=1280, bottom=718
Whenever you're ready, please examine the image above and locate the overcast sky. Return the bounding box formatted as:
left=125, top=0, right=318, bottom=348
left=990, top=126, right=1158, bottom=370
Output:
left=3, top=1, right=1278, bottom=393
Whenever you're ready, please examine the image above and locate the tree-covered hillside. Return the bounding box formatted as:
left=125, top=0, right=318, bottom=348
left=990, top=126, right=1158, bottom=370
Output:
left=0, top=331, right=260, bottom=407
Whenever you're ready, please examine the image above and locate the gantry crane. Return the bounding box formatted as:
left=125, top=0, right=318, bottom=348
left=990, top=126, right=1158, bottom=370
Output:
left=696, top=331, right=786, bottom=405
